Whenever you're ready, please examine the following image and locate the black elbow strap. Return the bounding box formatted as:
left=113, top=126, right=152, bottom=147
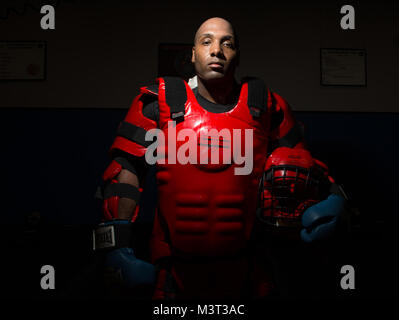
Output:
left=113, top=156, right=137, bottom=176
left=103, top=183, right=141, bottom=202
left=117, top=121, right=152, bottom=147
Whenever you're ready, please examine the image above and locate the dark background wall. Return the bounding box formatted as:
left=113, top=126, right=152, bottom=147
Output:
left=1, top=0, right=398, bottom=301
left=1, top=0, right=399, bottom=112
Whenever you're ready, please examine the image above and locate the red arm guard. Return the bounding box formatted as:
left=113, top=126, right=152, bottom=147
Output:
left=102, top=86, right=158, bottom=222
left=101, top=159, right=142, bottom=222
left=110, top=87, right=158, bottom=158
left=268, top=91, right=306, bottom=150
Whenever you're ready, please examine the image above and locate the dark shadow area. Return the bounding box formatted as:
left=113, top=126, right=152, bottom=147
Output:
left=1, top=108, right=397, bottom=300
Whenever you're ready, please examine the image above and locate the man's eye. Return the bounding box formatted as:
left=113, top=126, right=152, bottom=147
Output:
left=202, top=40, right=211, bottom=45
left=223, top=42, right=233, bottom=48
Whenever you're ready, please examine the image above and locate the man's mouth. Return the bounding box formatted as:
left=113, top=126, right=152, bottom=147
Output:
left=208, top=61, right=224, bottom=68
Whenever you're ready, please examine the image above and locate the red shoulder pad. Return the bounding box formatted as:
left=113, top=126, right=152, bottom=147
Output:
left=110, top=91, right=158, bottom=158
left=140, top=84, right=159, bottom=96
left=269, top=92, right=297, bottom=140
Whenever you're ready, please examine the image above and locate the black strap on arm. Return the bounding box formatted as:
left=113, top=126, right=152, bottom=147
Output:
left=103, top=183, right=141, bottom=202
left=163, top=76, right=187, bottom=123
left=113, top=156, right=137, bottom=176
left=117, top=121, right=153, bottom=148
left=94, top=155, right=145, bottom=202
left=276, top=122, right=304, bottom=148
left=245, top=77, right=268, bottom=118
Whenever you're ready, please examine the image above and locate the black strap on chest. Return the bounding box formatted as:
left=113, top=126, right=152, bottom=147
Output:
left=244, top=77, right=268, bottom=118
left=163, top=76, right=187, bottom=124
left=161, top=76, right=268, bottom=122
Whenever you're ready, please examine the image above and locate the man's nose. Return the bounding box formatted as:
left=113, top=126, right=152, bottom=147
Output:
left=210, top=42, right=223, bottom=56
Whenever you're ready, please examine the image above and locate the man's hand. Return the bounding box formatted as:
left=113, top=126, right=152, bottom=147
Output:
left=300, top=194, right=347, bottom=243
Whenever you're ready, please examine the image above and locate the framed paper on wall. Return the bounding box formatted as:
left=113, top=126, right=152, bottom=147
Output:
left=320, top=48, right=366, bottom=86
left=0, top=41, right=47, bottom=80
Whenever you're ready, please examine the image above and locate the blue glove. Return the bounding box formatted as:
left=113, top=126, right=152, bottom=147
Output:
left=94, top=220, right=156, bottom=288
left=104, top=247, right=156, bottom=288
left=300, top=194, right=346, bottom=243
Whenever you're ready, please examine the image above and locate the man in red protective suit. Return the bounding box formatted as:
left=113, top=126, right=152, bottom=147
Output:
left=93, top=17, right=349, bottom=299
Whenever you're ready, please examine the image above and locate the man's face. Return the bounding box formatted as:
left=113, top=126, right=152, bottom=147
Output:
left=192, top=20, right=239, bottom=82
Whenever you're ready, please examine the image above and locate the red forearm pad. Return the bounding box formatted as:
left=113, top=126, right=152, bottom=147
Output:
left=103, top=160, right=122, bottom=181
left=102, top=180, right=143, bottom=221
left=102, top=179, right=120, bottom=220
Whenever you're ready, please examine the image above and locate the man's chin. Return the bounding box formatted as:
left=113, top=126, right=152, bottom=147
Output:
left=201, top=72, right=227, bottom=82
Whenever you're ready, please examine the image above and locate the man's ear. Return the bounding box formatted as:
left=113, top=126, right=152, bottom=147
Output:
left=191, top=46, right=196, bottom=63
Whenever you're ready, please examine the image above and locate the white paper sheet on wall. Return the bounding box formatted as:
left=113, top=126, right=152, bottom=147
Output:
left=321, top=48, right=366, bottom=86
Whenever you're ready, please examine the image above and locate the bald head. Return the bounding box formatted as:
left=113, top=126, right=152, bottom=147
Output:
left=194, top=17, right=239, bottom=50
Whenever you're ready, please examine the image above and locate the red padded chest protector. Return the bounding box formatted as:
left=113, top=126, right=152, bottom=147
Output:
left=152, top=77, right=271, bottom=258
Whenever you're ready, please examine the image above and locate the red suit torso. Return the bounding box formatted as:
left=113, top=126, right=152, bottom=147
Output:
left=108, top=76, right=301, bottom=298
left=153, top=78, right=270, bottom=258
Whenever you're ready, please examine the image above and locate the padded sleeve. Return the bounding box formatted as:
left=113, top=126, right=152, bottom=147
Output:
left=268, top=92, right=307, bottom=153
left=109, top=91, right=159, bottom=158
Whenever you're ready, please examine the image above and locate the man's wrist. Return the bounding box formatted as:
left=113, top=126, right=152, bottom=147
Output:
left=93, top=219, right=132, bottom=251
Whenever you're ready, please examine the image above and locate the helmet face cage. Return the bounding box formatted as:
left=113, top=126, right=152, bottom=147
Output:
left=257, top=164, right=330, bottom=228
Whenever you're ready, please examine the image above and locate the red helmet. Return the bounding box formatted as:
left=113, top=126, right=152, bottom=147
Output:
left=257, top=147, right=333, bottom=228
